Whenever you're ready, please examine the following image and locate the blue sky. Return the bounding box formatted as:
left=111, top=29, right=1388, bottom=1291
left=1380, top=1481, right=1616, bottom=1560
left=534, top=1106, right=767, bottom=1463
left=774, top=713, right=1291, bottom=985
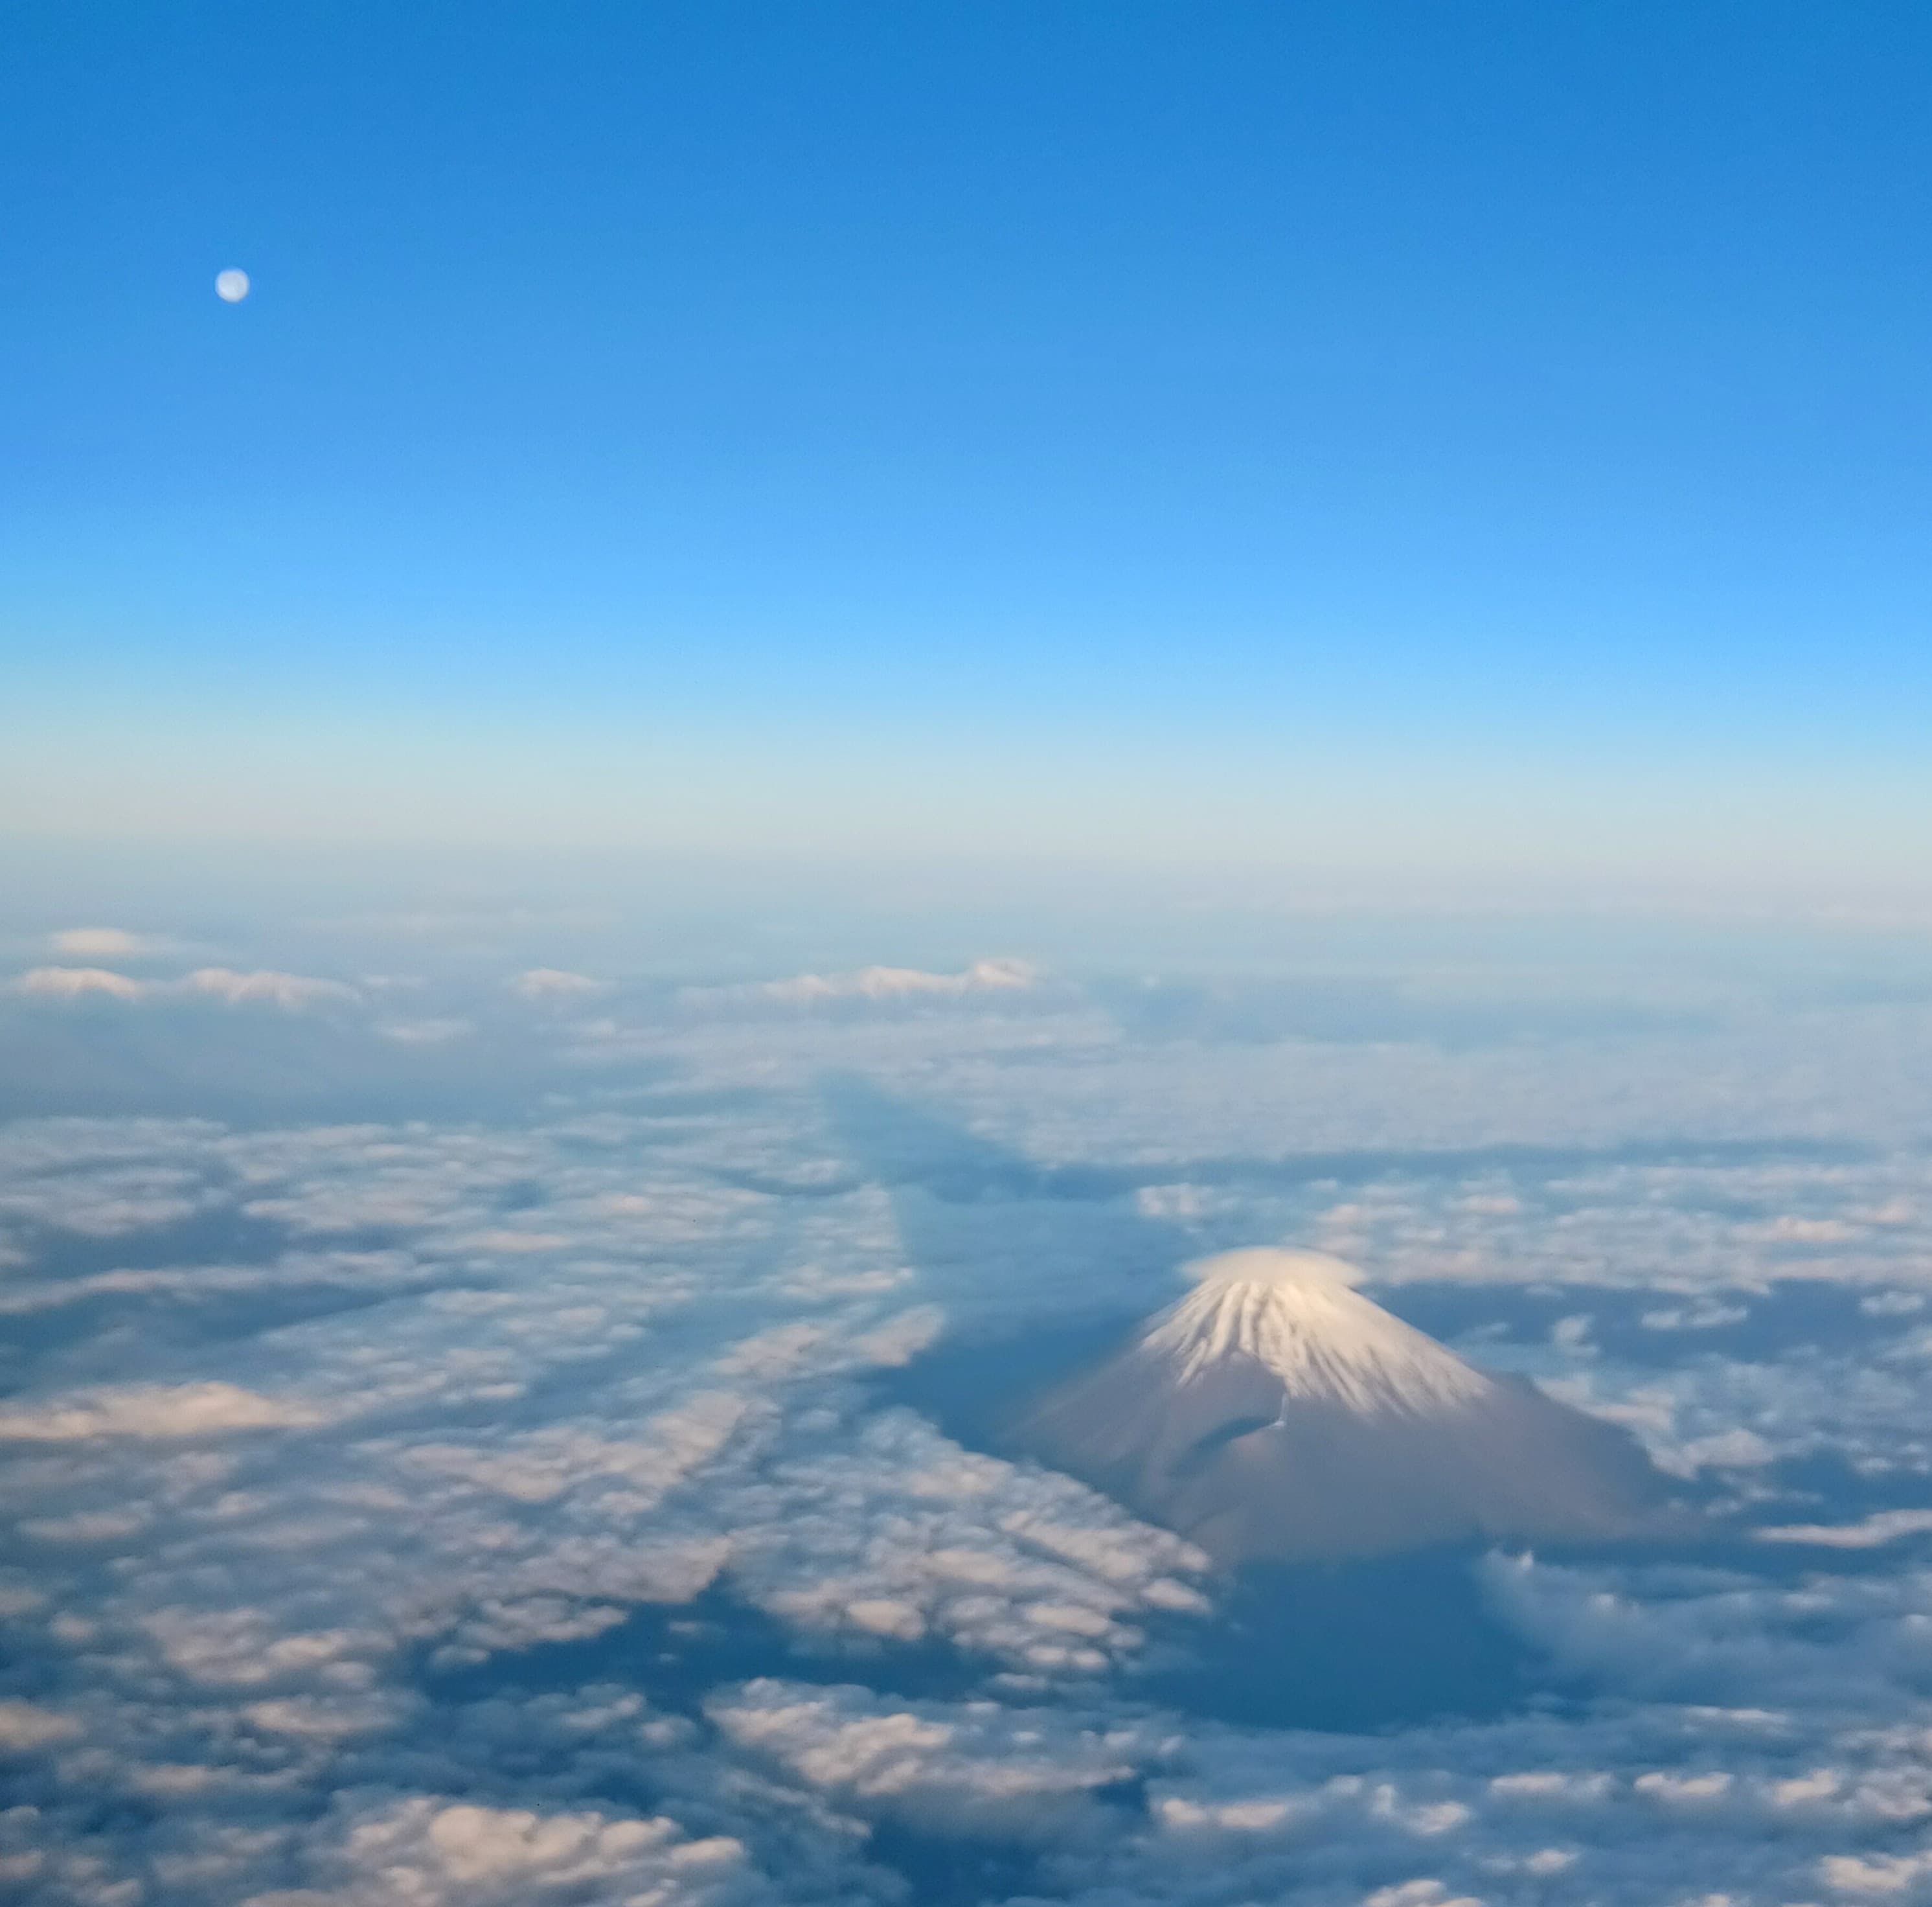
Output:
left=6, top=1, right=1930, bottom=887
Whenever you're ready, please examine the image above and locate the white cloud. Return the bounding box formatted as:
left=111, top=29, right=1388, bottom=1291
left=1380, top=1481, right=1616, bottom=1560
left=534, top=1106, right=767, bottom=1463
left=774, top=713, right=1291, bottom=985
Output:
left=686, top=957, right=1039, bottom=1011
left=1639, top=1303, right=1749, bottom=1331
left=19, top=1506, right=154, bottom=1542
left=180, top=967, right=361, bottom=1009
left=510, top=968, right=610, bottom=999
left=1674, top=1428, right=1778, bottom=1471
left=0, top=1381, right=325, bottom=1441
left=249, top=1796, right=762, bottom=1907
left=1749, top=1215, right=1859, bottom=1246
left=1361, top=1884, right=1484, bottom=1907
left=725, top=1407, right=1209, bottom=1673
left=13, top=964, right=150, bottom=999
left=49, top=928, right=171, bottom=958
left=395, top=1393, right=750, bottom=1511
left=0, top=1700, right=84, bottom=1752
left=709, top=1682, right=1141, bottom=1838
left=376, top=1017, right=473, bottom=1044
left=1818, top=1848, right=1932, bottom=1894
left=1760, top=1510, right=1932, bottom=1549
left=9, top=965, right=359, bottom=1009
left=142, top=1608, right=380, bottom=1689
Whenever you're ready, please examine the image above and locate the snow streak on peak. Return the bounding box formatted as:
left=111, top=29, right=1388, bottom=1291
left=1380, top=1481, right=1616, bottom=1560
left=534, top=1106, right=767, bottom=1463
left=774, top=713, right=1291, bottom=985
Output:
left=1142, top=1248, right=1494, bottom=1416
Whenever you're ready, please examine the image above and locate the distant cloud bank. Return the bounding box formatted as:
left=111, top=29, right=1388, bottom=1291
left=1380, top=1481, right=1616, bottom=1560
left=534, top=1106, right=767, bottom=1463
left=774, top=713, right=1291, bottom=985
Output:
left=510, top=967, right=611, bottom=999
left=685, top=956, right=1040, bottom=1011
left=48, top=927, right=173, bottom=958
left=11, top=966, right=359, bottom=1009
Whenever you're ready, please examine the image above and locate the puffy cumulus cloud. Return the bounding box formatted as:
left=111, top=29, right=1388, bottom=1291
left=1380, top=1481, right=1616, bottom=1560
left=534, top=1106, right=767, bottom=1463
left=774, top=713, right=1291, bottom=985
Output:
left=1011, top=1684, right=1932, bottom=1906
left=0, top=1117, right=228, bottom=1235
left=0, top=1243, right=458, bottom=1342
left=1300, top=1154, right=1932, bottom=1301
left=138, top=1607, right=386, bottom=1691
left=8, top=966, right=359, bottom=1011
left=0, top=1702, right=84, bottom=1752
left=178, top=968, right=361, bottom=1010
left=1759, top=1509, right=1932, bottom=1549
left=306, top=1368, right=1203, bottom=1683
left=709, top=1682, right=1146, bottom=1838
left=49, top=928, right=170, bottom=959
left=222, top=1124, right=571, bottom=1237
left=684, top=957, right=1040, bottom=1012
left=683, top=1649, right=1932, bottom=1907
left=1818, top=1848, right=1932, bottom=1894
left=393, top=1394, right=751, bottom=1511
left=12, top=965, right=149, bottom=1000
left=1473, top=1548, right=1932, bottom=1731
left=0, top=1381, right=326, bottom=1441
left=236, top=1796, right=766, bottom=1907
left=1639, top=1302, right=1751, bottom=1331
left=509, top=968, right=610, bottom=999
left=1748, top=1215, right=1861, bottom=1246
left=718, top=1407, right=1209, bottom=1674
left=1538, top=1345, right=1932, bottom=1488
left=374, top=1017, right=473, bottom=1045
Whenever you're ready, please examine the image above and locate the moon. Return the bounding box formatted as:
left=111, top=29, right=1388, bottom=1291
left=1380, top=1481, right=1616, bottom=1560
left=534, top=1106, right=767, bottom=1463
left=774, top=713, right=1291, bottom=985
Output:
left=214, top=269, right=251, bottom=303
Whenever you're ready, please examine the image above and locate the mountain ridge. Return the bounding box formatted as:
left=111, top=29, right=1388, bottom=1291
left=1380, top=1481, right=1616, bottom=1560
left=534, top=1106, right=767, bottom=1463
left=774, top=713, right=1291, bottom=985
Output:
left=1014, top=1248, right=1679, bottom=1564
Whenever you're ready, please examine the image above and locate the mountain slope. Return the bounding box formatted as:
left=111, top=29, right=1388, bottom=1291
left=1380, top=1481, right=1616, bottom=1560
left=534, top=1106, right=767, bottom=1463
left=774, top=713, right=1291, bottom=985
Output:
left=1015, top=1249, right=1674, bottom=1564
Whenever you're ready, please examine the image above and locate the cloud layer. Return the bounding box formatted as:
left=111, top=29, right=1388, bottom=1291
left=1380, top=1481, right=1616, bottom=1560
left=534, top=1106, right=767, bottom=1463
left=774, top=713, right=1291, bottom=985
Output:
left=5, top=921, right=1932, bottom=1903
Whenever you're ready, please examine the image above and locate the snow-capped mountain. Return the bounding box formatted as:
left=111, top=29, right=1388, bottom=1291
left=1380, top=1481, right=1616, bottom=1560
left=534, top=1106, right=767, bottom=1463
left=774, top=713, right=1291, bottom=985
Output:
left=1014, top=1249, right=1674, bottom=1564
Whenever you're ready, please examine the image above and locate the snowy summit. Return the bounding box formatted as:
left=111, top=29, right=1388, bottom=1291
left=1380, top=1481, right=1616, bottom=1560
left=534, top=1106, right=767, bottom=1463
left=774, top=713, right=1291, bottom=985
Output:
left=1144, top=1249, right=1495, bottom=1415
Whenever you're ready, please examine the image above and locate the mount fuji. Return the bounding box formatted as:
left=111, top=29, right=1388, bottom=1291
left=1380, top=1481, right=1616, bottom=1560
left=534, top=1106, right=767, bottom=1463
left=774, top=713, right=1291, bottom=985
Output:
left=1014, top=1249, right=1676, bottom=1564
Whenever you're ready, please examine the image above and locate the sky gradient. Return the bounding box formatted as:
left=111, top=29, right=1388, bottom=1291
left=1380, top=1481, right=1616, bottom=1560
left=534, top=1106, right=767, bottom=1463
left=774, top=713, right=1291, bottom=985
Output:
left=7, top=2, right=1930, bottom=893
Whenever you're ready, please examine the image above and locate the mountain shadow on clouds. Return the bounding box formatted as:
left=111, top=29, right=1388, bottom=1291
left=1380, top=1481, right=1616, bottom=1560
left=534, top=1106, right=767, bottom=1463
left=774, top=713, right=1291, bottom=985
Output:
left=819, top=1072, right=1131, bottom=1206
left=1133, top=1550, right=1554, bottom=1730
left=820, top=1074, right=1869, bottom=1205
left=1094, top=973, right=1717, bottom=1048
left=821, top=1073, right=1196, bottom=1327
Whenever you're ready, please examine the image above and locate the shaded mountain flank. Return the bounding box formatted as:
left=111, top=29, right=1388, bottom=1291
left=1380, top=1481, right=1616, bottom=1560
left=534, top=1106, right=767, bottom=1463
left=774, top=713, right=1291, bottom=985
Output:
left=1014, top=1249, right=1680, bottom=1564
